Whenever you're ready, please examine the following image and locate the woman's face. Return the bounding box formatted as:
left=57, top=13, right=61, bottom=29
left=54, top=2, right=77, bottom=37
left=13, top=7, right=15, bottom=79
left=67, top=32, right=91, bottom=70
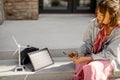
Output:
left=96, top=8, right=111, bottom=26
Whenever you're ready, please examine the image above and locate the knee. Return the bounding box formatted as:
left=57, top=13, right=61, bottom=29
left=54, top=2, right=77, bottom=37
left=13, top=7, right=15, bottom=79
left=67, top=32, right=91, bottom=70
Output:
left=83, top=61, right=104, bottom=70
left=83, top=64, right=92, bottom=72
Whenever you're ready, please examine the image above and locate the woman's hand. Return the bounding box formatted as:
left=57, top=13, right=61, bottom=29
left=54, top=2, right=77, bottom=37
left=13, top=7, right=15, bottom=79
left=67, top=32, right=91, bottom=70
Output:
left=68, top=51, right=93, bottom=64
left=68, top=51, right=79, bottom=58
left=68, top=51, right=80, bottom=63
left=69, top=56, right=93, bottom=64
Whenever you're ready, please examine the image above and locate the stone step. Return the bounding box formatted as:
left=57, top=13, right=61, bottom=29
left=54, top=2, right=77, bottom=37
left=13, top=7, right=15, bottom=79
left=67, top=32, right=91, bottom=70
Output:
left=0, top=57, right=74, bottom=80
left=109, top=71, right=120, bottom=80
left=0, top=49, right=120, bottom=80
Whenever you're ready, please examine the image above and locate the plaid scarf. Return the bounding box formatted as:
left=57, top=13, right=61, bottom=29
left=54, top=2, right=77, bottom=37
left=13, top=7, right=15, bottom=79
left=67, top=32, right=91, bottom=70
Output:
left=93, top=25, right=120, bottom=54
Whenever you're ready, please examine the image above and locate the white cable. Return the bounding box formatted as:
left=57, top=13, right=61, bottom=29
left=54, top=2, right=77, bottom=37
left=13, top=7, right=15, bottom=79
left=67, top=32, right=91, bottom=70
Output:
left=24, top=74, right=29, bottom=80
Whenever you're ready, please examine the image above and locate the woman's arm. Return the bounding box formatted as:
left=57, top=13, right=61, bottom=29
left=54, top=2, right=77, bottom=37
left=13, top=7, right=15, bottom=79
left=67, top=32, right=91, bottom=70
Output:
left=76, top=19, right=96, bottom=56
left=91, top=28, right=120, bottom=61
left=68, top=56, right=93, bottom=64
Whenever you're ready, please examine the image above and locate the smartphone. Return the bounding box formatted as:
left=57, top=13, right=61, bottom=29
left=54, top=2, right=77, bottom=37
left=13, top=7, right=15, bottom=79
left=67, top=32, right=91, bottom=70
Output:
left=63, top=51, right=74, bottom=58
left=63, top=51, right=69, bottom=56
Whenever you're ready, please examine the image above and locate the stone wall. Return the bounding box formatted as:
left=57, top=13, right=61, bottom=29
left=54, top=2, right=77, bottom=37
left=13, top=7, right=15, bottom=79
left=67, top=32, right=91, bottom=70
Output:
left=4, top=0, right=39, bottom=20
left=0, top=0, right=4, bottom=24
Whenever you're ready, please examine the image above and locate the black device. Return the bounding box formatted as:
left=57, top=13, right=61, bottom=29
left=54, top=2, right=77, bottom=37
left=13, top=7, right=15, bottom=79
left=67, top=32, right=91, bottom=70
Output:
left=21, top=46, right=39, bottom=65
left=63, top=51, right=69, bottom=56
left=28, top=48, right=54, bottom=71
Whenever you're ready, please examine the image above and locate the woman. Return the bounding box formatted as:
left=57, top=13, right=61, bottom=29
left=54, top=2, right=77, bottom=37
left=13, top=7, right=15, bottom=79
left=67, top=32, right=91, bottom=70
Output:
left=68, top=0, right=120, bottom=80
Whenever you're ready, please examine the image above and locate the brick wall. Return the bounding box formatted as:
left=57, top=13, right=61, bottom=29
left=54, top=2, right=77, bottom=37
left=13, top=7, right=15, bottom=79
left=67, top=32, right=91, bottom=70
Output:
left=4, top=0, right=39, bottom=20
left=0, top=0, right=4, bottom=24
left=97, top=0, right=101, bottom=5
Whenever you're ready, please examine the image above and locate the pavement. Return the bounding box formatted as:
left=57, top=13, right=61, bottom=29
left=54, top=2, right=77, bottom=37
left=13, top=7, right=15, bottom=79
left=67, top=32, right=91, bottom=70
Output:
left=0, top=14, right=120, bottom=80
left=0, top=14, right=94, bottom=52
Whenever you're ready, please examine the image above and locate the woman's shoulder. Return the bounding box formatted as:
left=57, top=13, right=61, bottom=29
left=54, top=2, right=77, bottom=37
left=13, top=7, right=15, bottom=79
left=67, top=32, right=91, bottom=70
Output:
left=90, top=18, right=97, bottom=22
left=110, top=27, right=120, bottom=40
left=88, top=18, right=99, bottom=29
left=113, top=27, right=120, bottom=35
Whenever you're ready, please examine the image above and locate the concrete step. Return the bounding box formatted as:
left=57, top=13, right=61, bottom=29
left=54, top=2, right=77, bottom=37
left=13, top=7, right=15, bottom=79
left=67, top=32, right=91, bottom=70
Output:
left=109, top=71, right=120, bottom=80
left=0, top=57, right=74, bottom=80
left=0, top=49, right=120, bottom=80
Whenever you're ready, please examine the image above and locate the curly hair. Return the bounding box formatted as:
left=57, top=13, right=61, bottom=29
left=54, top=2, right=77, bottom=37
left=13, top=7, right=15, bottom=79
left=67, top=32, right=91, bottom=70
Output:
left=96, top=0, right=120, bottom=26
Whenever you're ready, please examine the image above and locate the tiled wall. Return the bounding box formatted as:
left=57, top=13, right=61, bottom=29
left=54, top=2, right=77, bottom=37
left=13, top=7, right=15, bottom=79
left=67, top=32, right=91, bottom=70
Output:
left=4, top=0, right=39, bottom=20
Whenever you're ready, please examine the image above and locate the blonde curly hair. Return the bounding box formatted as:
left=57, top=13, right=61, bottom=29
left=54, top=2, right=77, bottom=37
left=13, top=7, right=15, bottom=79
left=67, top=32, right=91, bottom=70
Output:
left=96, top=0, right=120, bottom=26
